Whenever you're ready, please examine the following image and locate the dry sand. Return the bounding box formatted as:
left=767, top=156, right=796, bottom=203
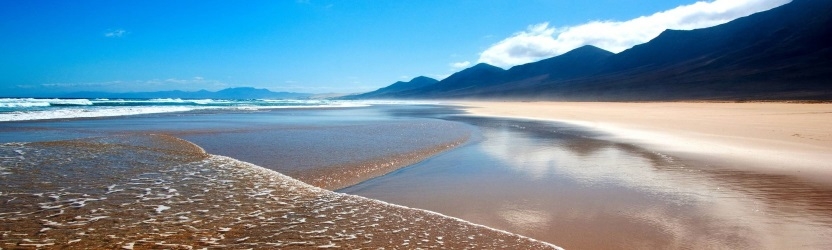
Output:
left=458, top=101, right=832, bottom=184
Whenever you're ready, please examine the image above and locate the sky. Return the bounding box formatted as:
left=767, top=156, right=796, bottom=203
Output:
left=0, top=0, right=790, bottom=96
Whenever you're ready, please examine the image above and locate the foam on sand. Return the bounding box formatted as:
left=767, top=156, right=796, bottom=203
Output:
left=0, top=135, right=560, bottom=249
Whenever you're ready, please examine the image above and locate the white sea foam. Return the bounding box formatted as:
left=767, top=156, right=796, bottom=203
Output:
left=215, top=155, right=564, bottom=249
left=46, top=99, right=93, bottom=106
left=189, top=99, right=215, bottom=105
left=0, top=99, right=439, bottom=122
left=148, top=98, right=186, bottom=103
left=0, top=106, right=198, bottom=122
left=0, top=101, right=50, bottom=108
left=155, top=205, right=171, bottom=213
left=0, top=98, right=93, bottom=108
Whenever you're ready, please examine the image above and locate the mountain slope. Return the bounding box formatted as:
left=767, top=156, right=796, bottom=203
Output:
left=480, top=0, right=832, bottom=100
left=345, top=76, right=438, bottom=99
left=358, top=0, right=832, bottom=100
left=506, top=45, right=614, bottom=81
left=365, top=46, right=614, bottom=99
left=427, top=63, right=506, bottom=93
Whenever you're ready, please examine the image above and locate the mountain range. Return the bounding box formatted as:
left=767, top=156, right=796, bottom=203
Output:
left=61, top=87, right=313, bottom=100
left=349, top=0, right=832, bottom=101
left=348, top=76, right=438, bottom=99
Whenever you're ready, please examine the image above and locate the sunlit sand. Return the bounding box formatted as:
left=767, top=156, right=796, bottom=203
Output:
left=460, top=101, right=832, bottom=184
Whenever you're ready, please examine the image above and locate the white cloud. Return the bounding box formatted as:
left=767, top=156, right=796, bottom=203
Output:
left=104, top=29, right=128, bottom=38
left=478, top=0, right=791, bottom=68
left=450, top=61, right=471, bottom=69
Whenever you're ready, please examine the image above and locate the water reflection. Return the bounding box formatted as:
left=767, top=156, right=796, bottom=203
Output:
left=342, top=115, right=832, bottom=249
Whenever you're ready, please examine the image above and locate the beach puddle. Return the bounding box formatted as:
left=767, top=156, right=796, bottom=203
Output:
left=0, top=134, right=557, bottom=249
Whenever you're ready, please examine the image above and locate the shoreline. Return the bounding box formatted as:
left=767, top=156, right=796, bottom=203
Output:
left=300, top=135, right=470, bottom=190
left=456, top=101, right=832, bottom=185
left=0, top=134, right=560, bottom=249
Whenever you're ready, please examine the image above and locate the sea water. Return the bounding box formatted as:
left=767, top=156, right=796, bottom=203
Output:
left=0, top=98, right=430, bottom=122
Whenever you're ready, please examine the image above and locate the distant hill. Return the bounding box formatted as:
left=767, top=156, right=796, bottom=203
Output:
left=63, top=87, right=312, bottom=99
left=358, top=0, right=832, bottom=101
left=343, top=76, right=438, bottom=99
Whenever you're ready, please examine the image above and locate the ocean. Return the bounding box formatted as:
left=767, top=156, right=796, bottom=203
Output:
left=0, top=98, right=402, bottom=122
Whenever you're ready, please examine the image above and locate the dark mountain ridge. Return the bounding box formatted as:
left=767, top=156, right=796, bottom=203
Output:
left=359, top=0, right=832, bottom=101
left=420, top=63, right=506, bottom=95
left=344, top=76, right=438, bottom=99
left=506, top=45, right=614, bottom=81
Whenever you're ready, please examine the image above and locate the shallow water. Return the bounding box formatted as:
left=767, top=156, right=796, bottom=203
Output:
left=0, top=135, right=555, bottom=249
left=0, top=106, right=473, bottom=189
left=0, top=98, right=375, bottom=121
left=341, top=115, right=832, bottom=249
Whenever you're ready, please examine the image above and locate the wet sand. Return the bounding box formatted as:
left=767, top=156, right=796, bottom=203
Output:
left=459, top=101, right=832, bottom=183
left=343, top=105, right=832, bottom=249
left=0, top=135, right=557, bottom=249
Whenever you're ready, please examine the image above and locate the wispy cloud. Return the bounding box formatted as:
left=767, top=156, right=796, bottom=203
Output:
left=450, top=61, right=471, bottom=69
left=478, top=0, right=791, bottom=68
left=104, top=29, right=128, bottom=38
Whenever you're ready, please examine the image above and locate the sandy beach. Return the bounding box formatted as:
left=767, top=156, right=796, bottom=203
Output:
left=4, top=103, right=832, bottom=249
left=459, top=101, right=832, bottom=184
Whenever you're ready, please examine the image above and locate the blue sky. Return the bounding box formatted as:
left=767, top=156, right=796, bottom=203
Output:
left=0, top=0, right=789, bottom=96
